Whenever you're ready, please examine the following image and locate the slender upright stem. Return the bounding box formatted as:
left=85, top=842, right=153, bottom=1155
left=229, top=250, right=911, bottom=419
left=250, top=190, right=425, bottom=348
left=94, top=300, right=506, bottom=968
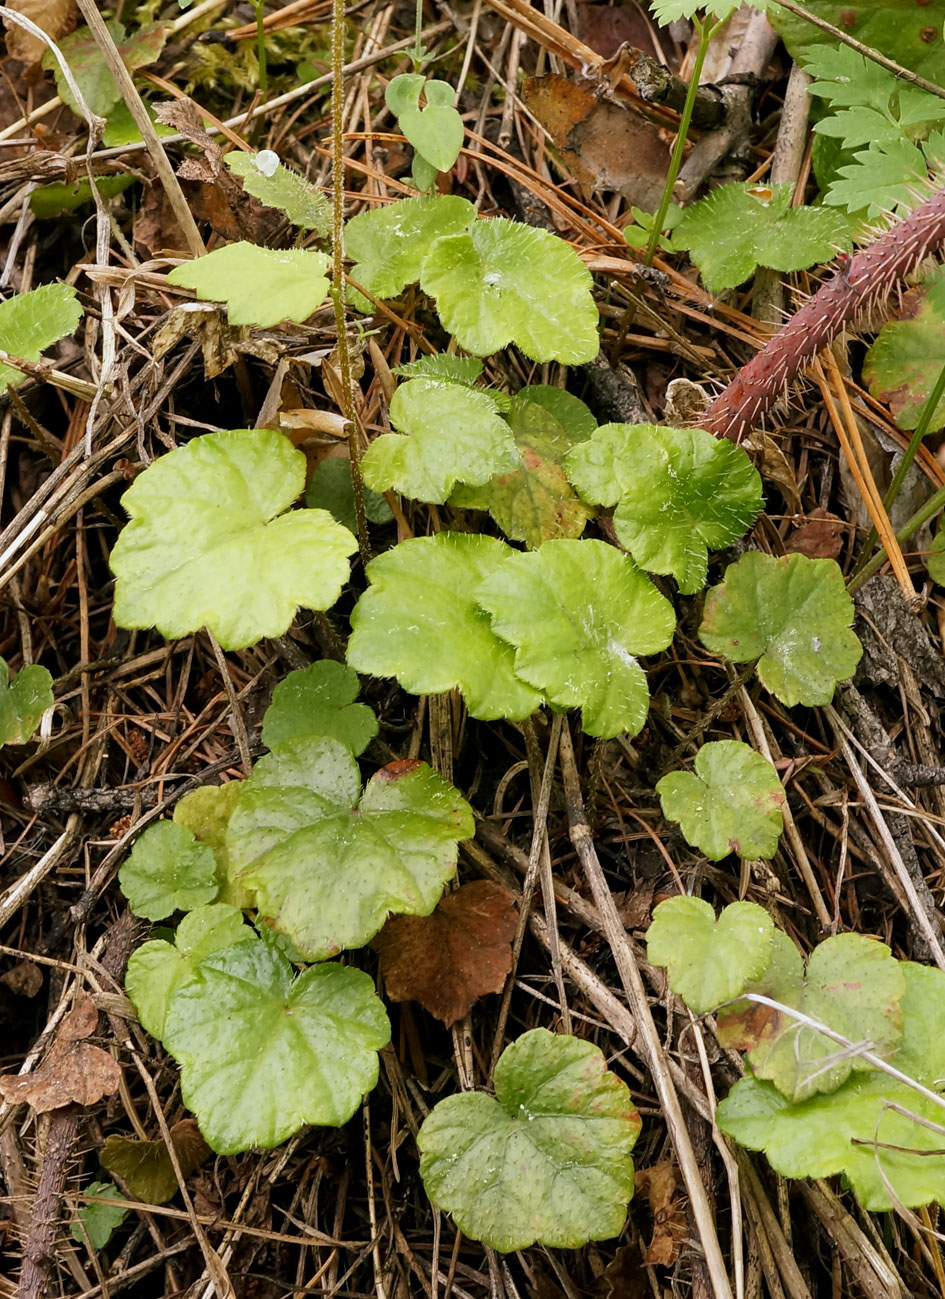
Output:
left=853, top=357, right=945, bottom=574
left=848, top=480, right=945, bottom=594
left=255, top=0, right=268, bottom=96
left=329, top=0, right=371, bottom=566
left=644, top=17, right=717, bottom=267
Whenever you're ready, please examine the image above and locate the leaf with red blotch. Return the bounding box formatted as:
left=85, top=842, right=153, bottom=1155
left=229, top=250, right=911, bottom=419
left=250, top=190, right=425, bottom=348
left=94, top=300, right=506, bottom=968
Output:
left=373, top=881, right=517, bottom=1026
left=0, top=990, right=121, bottom=1112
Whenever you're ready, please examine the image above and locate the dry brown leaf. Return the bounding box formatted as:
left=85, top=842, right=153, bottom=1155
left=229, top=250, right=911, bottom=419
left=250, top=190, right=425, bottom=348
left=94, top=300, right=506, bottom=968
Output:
left=0, top=990, right=121, bottom=1112
left=3, top=0, right=75, bottom=67
left=100, top=1118, right=211, bottom=1204
left=523, top=74, right=669, bottom=211
left=784, top=508, right=845, bottom=560
left=635, top=1161, right=688, bottom=1267
left=593, top=1242, right=648, bottom=1298
left=0, top=961, right=43, bottom=998
left=373, top=881, right=518, bottom=1027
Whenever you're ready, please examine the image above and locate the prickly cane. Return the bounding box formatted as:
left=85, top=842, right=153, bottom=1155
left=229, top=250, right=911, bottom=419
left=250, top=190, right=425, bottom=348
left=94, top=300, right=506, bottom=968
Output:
left=702, top=184, right=945, bottom=441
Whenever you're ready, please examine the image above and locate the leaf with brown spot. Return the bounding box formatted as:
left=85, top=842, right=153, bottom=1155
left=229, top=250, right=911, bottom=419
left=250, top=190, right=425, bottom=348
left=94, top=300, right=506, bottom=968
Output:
left=0, top=990, right=121, bottom=1112
left=634, top=1162, right=687, bottom=1266
left=373, top=881, right=517, bottom=1026
left=100, top=1119, right=211, bottom=1204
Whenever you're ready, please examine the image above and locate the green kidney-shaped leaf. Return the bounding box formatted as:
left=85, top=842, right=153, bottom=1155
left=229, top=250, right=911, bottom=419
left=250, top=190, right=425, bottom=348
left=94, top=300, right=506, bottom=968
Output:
left=110, top=428, right=357, bottom=650
left=0, top=659, right=53, bottom=746
left=362, top=377, right=517, bottom=503
left=646, top=897, right=775, bottom=1015
left=173, top=783, right=252, bottom=909
left=420, top=218, right=599, bottom=362
left=225, top=152, right=330, bottom=233
left=475, top=539, right=675, bottom=738
left=347, top=533, right=544, bottom=721
left=717, top=962, right=945, bottom=1211
left=226, top=738, right=474, bottom=960
left=656, top=740, right=785, bottom=861
left=125, top=903, right=254, bottom=1040
left=929, top=526, right=945, bottom=585
left=118, top=821, right=218, bottom=921
left=386, top=74, right=464, bottom=172
left=565, top=424, right=762, bottom=593
left=0, top=283, right=83, bottom=391
left=72, top=1181, right=128, bottom=1251
left=673, top=183, right=852, bottom=293
left=717, top=932, right=905, bottom=1102
left=162, top=938, right=390, bottom=1153
left=45, top=22, right=167, bottom=118
left=167, top=243, right=330, bottom=328
left=418, top=1028, right=641, bottom=1252
left=864, top=268, right=945, bottom=433
left=698, top=552, right=862, bottom=706
left=345, top=194, right=475, bottom=298
left=262, top=661, right=378, bottom=755
left=453, top=385, right=597, bottom=548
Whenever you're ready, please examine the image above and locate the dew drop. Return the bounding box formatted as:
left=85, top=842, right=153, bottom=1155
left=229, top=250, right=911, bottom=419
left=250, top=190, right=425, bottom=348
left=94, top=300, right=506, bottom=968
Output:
left=255, top=150, right=280, bottom=178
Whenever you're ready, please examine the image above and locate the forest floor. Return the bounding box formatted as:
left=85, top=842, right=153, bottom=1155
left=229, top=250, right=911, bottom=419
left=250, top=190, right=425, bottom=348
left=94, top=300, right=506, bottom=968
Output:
left=2, top=2, right=945, bottom=1299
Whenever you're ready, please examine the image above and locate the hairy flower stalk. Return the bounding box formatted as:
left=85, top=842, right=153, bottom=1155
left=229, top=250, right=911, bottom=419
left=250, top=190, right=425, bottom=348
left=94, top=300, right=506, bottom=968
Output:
left=703, top=184, right=945, bottom=441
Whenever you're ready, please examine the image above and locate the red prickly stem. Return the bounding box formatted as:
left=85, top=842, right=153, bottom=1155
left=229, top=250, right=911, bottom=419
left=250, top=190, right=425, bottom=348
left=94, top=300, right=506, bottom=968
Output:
left=702, top=184, right=945, bottom=441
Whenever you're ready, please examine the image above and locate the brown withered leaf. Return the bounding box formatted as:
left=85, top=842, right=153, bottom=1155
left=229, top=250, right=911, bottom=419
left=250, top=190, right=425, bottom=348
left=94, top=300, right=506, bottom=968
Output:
left=593, top=1242, right=648, bottom=1298
left=0, top=990, right=121, bottom=1112
left=100, top=1118, right=211, bottom=1204
left=522, top=74, right=668, bottom=211
left=373, top=881, right=517, bottom=1026
left=635, top=1162, right=687, bottom=1266
left=784, top=508, right=845, bottom=561
left=3, top=0, right=75, bottom=67
left=0, top=961, right=42, bottom=998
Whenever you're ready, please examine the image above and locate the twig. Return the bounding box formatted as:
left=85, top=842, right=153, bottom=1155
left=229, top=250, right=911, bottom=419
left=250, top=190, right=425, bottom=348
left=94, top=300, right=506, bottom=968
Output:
left=826, top=705, right=945, bottom=969
left=74, top=0, right=205, bottom=259
left=557, top=721, right=734, bottom=1299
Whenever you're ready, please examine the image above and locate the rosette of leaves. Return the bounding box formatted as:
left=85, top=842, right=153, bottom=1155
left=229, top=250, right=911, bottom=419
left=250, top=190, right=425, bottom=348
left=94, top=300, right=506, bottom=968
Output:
left=716, top=929, right=906, bottom=1102
left=565, top=423, right=762, bottom=593
left=474, top=539, right=676, bottom=738
left=646, top=896, right=775, bottom=1015
left=418, top=1029, right=641, bottom=1251
left=347, top=533, right=545, bottom=721
left=717, top=962, right=945, bottom=1211
left=0, top=657, right=53, bottom=747
left=167, top=243, right=331, bottom=328
left=225, top=739, right=474, bottom=960
left=0, top=283, right=83, bottom=391
left=161, top=934, right=390, bottom=1153
left=110, top=428, right=357, bottom=649
left=453, top=386, right=598, bottom=548
left=361, top=375, right=517, bottom=503
left=656, top=740, right=785, bottom=860
left=698, top=552, right=862, bottom=706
